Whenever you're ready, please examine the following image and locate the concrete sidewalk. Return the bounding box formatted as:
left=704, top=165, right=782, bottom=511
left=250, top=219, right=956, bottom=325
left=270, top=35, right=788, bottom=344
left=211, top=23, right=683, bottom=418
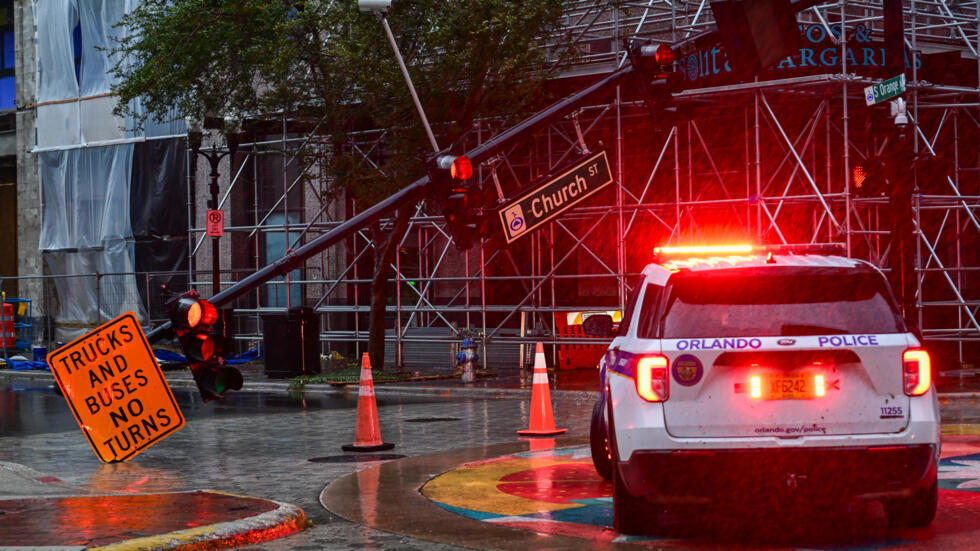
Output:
left=0, top=461, right=307, bottom=550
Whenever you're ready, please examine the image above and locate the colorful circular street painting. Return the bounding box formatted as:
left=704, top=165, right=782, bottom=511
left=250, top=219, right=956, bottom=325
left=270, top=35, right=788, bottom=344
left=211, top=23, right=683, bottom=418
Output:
left=422, top=435, right=980, bottom=548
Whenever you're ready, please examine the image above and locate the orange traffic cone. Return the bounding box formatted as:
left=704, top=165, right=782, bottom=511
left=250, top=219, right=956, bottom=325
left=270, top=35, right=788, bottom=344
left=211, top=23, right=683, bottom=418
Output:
left=342, top=353, right=394, bottom=452
left=517, top=343, right=567, bottom=436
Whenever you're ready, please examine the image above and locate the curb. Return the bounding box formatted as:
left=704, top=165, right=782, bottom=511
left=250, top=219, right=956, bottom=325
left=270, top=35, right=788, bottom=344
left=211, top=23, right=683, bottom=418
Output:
left=0, top=462, right=308, bottom=551
left=89, top=492, right=306, bottom=551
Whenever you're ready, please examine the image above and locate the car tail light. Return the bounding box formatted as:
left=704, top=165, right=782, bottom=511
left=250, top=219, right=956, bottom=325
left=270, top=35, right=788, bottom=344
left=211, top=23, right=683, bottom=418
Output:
left=814, top=374, right=826, bottom=397
left=635, top=355, right=669, bottom=402
left=749, top=375, right=762, bottom=399
left=903, top=349, right=931, bottom=396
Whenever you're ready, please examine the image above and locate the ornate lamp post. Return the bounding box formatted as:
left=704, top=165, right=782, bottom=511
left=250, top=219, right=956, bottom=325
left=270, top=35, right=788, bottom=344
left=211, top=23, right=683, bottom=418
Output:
left=186, top=116, right=241, bottom=297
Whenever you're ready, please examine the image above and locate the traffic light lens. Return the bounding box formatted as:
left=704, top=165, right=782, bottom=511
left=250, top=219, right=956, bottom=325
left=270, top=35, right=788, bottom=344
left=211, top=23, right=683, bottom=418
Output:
left=186, top=301, right=202, bottom=328
left=853, top=166, right=867, bottom=188
left=199, top=300, right=218, bottom=326
left=216, top=366, right=244, bottom=393
left=451, top=157, right=473, bottom=180
left=200, top=336, right=215, bottom=361
left=182, top=333, right=216, bottom=362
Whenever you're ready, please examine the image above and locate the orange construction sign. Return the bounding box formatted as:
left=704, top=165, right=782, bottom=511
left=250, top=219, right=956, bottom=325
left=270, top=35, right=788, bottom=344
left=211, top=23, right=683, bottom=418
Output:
left=47, top=312, right=185, bottom=462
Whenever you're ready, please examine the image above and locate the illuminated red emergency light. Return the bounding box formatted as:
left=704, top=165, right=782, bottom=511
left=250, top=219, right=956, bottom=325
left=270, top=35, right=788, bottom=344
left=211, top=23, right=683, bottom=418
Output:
left=654, top=244, right=754, bottom=256
left=654, top=243, right=846, bottom=260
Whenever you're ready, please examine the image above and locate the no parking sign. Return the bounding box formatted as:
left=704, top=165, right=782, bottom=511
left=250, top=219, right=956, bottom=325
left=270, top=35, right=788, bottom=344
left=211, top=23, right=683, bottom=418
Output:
left=206, top=209, right=225, bottom=237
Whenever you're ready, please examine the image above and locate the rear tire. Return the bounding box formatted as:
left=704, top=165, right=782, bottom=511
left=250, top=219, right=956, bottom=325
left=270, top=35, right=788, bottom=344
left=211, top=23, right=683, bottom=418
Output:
left=590, top=399, right=612, bottom=481
left=884, top=470, right=938, bottom=528
left=606, top=385, right=658, bottom=535
left=613, top=461, right=658, bottom=535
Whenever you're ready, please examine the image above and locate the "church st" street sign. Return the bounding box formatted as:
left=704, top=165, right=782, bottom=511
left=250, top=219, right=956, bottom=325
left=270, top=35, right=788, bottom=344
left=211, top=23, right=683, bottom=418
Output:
left=498, top=151, right=613, bottom=243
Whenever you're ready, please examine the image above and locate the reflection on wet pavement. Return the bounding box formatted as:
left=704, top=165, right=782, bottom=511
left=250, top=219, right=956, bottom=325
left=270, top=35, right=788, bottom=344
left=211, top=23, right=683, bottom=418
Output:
left=322, top=431, right=980, bottom=550
left=0, top=492, right=280, bottom=547
left=7, top=372, right=980, bottom=550
left=1, top=378, right=593, bottom=550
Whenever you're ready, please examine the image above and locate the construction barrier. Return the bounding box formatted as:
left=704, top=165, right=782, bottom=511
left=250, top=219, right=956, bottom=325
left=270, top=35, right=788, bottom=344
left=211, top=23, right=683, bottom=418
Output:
left=554, top=311, right=618, bottom=370
left=1, top=303, right=14, bottom=349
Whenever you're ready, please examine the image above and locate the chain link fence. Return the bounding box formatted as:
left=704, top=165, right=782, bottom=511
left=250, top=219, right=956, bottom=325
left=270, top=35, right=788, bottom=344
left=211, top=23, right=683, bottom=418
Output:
left=0, top=270, right=191, bottom=350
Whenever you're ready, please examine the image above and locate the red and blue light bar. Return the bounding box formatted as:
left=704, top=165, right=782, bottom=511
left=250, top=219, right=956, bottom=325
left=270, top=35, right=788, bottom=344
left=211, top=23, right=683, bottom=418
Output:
left=654, top=243, right=846, bottom=260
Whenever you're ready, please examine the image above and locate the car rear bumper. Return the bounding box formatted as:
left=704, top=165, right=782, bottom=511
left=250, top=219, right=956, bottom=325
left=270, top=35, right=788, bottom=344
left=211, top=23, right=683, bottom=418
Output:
left=619, top=444, right=937, bottom=504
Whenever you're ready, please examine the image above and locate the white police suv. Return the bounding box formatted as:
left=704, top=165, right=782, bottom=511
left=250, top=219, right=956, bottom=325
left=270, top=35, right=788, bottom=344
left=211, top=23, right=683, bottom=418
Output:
left=586, top=245, right=940, bottom=535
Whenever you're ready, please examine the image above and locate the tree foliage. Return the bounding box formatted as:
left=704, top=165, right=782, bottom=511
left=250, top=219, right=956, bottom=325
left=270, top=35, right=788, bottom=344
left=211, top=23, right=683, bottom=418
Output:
left=112, top=0, right=571, bottom=202
left=111, top=0, right=575, bottom=369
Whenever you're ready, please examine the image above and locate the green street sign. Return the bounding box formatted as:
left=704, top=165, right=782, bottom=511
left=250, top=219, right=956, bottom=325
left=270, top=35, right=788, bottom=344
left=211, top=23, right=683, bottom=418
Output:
left=864, top=74, right=906, bottom=105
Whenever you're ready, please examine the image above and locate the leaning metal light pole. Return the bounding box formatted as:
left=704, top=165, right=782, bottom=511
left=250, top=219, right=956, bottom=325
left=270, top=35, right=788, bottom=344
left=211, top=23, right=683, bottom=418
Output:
left=359, top=0, right=440, bottom=154
left=145, top=62, right=639, bottom=344
left=359, top=0, right=441, bottom=369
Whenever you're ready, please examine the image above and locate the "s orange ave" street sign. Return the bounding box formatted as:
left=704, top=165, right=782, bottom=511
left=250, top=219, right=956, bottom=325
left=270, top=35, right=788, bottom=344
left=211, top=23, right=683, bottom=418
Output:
left=47, top=312, right=185, bottom=462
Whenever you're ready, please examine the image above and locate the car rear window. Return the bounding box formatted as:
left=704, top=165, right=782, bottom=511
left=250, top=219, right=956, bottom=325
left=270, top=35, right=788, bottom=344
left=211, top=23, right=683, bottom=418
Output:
left=648, top=269, right=905, bottom=339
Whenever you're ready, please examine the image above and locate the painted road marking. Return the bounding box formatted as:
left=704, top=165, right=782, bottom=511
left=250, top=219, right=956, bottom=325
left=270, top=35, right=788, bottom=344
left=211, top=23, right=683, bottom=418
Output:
left=422, top=441, right=980, bottom=548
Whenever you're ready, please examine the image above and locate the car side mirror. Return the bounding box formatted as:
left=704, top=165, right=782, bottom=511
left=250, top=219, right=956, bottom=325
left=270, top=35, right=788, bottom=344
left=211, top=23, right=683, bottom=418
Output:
left=582, top=314, right=614, bottom=337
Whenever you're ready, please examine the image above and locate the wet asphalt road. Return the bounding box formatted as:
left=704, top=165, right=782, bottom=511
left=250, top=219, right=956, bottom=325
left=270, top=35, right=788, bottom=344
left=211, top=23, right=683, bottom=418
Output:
left=0, top=378, right=449, bottom=437
left=3, top=376, right=980, bottom=550
left=0, top=376, right=593, bottom=550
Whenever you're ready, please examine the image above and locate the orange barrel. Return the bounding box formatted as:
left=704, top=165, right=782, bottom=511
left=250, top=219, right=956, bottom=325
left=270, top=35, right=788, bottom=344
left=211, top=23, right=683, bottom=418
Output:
left=1, top=303, right=13, bottom=348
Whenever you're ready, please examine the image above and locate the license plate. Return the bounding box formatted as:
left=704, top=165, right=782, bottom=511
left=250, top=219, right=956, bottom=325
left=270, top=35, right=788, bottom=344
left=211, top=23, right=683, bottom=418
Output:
left=766, top=373, right=814, bottom=400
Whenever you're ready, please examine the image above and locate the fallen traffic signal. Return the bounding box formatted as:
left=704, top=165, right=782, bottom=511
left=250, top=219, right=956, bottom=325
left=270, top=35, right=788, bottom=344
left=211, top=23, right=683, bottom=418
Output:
left=427, top=154, right=486, bottom=250
left=628, top=40, right=676, bottom=76
left=165, top=290, right=242, bottom=401
left=627, top=39, right=683, bottom=117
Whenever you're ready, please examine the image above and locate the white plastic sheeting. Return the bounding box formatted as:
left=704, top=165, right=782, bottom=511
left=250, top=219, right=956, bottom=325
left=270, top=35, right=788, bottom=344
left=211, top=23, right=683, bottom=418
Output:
left=79, top=0, right=129, bottom=142
left=35, top=0, right=181, bottom=148
left=35, top=0, right=183, bottom=338
left=44, top=242, right=143, bottom=342
left=140, top=105, right=186, bottom=138
left=37, top=0, right=78, bottom=102
left=79, top=0, right=125, bottom=96
left=39, top=145, right=146, bottom=340
left=39, top=145, right=133, bottom=250
left=36, top=0, right=81, bottom=149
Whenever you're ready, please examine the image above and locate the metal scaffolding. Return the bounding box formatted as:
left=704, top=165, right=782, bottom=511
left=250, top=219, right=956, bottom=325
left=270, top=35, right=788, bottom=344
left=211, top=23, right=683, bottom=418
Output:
left=186, top=2, right=980, bottom=370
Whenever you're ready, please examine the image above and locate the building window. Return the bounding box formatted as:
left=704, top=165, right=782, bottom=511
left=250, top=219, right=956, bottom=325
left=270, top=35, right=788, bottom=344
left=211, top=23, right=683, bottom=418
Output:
left=0, top=1, right=14, bottom=110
